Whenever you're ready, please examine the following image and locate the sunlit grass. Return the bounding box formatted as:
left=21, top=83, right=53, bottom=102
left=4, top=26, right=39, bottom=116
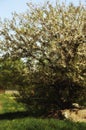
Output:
left=0, top=93, right=26, bottom=113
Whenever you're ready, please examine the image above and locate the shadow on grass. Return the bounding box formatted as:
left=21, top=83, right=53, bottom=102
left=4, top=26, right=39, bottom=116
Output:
left=0, top=110, right=65, bottom=120
left=0, top=111, right=38, bottom=120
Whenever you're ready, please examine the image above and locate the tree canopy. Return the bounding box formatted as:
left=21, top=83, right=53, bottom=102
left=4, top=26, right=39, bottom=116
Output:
left=0, top=2, right=86, bottom=111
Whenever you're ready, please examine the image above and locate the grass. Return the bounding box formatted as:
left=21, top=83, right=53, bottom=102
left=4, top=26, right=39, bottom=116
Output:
left=0, top=93, right=86, bottom=130
left=0, top=93, right=26, bottom=113
left=0, top=117, right=86, bottom=130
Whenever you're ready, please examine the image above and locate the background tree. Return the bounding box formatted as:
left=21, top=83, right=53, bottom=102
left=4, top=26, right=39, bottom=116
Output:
left=0, top=58, right=28, bottom=90
left=0, top=2, right=86, bottom=112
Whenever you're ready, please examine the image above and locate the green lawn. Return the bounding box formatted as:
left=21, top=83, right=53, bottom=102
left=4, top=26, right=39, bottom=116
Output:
left=0, top=117, right=86, bottom=130
left=0, top=94, right=86, bottom=130
left=0, top=93, right=26, bottom=114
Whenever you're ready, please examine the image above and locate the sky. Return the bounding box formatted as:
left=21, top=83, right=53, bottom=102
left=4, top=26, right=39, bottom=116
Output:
left=0, top=0, right=85, bottom=20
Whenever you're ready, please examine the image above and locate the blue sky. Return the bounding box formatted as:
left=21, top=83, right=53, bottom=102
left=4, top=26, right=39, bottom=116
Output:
left=0, top=0, right=85, bottom=20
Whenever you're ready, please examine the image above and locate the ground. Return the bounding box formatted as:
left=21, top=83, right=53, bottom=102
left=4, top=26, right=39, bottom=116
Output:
left=0, top=93, right=86, bottom=130
left=61, top=109, right=86, bottom=122
left=0, top=93, right=86, bottom=122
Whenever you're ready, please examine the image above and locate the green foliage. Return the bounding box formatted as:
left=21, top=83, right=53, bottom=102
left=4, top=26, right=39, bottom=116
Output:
left=0, top=58, right=28, bottom=89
